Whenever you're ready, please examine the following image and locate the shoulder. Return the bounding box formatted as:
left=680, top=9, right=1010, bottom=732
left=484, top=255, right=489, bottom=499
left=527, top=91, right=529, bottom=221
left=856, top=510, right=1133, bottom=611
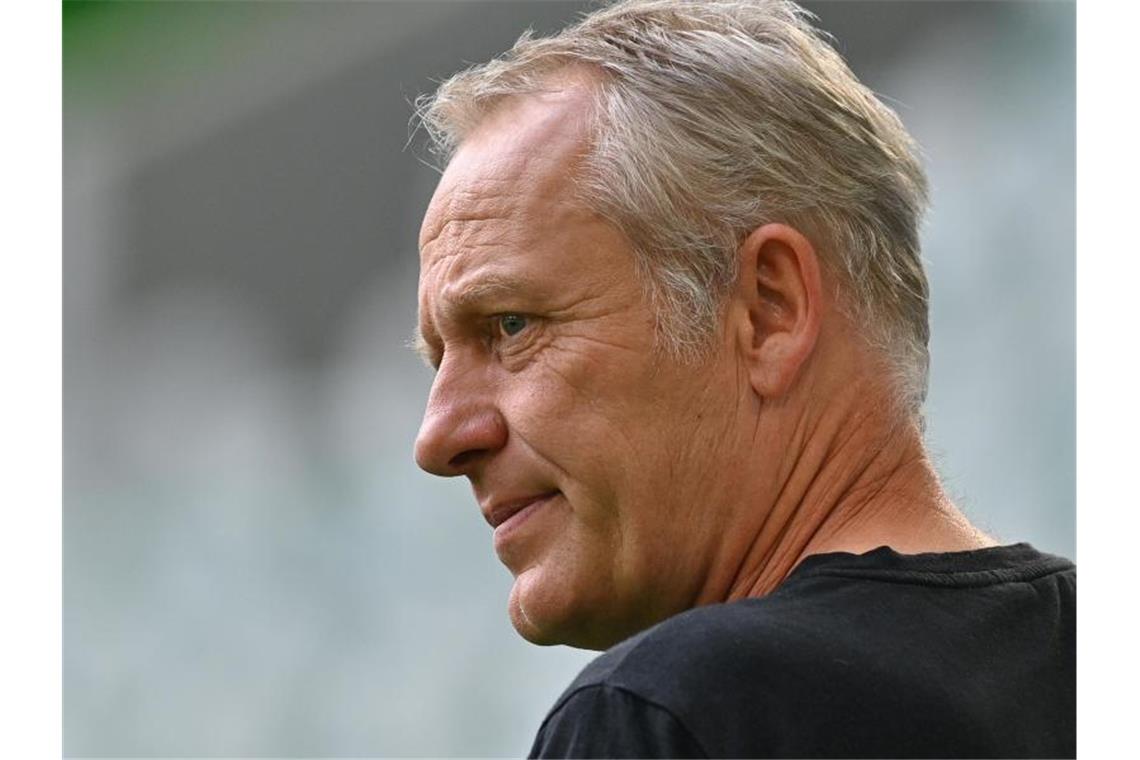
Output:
left=529, top=605, right=755, bottom=760
left=533, top=595, right=836, bottom=758
left=529, top=681, right=708, bottom=759
left=533, top=548, right=1077, bottom=758
left=534, top=581, right=906, bottom=758
left=566, top=588, right=844, bottom=699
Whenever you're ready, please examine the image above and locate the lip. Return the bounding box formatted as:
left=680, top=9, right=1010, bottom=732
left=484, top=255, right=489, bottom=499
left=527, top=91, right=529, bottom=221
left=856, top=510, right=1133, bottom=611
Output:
left=490, top=491, right=559, bottom=553
left=482, top=491, right=560, bottom=530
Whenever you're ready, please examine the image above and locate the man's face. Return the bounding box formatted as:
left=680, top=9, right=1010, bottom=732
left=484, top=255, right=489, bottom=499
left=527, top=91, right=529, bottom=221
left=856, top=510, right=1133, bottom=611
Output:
left=414, top=87, right=747, bottom=649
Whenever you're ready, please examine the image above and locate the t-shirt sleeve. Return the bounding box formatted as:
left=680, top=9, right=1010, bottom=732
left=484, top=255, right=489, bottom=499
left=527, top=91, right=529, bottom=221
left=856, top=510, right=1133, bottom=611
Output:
left=528, top=684, right=707, bottom=759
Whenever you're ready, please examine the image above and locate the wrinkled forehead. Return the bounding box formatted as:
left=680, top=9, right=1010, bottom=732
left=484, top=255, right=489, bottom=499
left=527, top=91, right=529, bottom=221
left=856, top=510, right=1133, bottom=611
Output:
left=418, top=85, right=596, bottom=257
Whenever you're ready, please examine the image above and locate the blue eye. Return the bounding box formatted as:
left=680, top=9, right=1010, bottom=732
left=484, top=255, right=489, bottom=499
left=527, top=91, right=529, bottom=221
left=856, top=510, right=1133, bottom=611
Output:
left=499, top=314, right=528, bottom=337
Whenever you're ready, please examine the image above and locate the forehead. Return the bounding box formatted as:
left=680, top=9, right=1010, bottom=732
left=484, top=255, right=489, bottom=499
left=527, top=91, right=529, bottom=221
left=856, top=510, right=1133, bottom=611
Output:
left=418, top=85, right=595, bottom=257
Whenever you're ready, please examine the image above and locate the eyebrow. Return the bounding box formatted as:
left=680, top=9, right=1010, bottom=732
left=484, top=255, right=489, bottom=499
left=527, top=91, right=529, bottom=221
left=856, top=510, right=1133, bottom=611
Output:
left=476, top=275, right=535, bottom=305
left=408, top=324, right=439, bottom=369
left=437, top=270, right=549, bottom=318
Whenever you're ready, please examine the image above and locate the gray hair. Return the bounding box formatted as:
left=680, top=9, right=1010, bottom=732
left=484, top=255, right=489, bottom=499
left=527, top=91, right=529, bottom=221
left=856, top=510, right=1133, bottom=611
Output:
left=415, top=0, right=932, bottom=413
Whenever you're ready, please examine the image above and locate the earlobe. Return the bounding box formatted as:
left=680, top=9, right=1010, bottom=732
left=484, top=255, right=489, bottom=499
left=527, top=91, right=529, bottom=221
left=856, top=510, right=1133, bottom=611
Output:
left=735, top=223, right=823, bottom=399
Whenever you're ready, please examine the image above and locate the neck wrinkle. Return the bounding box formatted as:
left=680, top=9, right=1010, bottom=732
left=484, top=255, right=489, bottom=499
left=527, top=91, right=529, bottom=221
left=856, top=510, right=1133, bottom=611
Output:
left=721, top=402, right=935, bottom=602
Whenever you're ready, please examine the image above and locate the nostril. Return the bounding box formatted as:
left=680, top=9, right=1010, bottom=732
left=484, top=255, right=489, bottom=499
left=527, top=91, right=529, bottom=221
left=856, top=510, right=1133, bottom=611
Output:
left=448, top=449, right=484, bottom=472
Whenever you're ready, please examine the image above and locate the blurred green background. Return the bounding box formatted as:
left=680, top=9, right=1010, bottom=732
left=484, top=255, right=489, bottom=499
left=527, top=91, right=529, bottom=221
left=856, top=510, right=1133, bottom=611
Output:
left=64, top=1, right=1074, bottom=756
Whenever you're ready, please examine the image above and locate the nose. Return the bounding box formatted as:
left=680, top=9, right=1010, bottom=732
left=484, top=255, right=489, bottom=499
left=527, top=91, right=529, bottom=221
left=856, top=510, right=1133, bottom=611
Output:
left=414, top=363, right=508, bottom=477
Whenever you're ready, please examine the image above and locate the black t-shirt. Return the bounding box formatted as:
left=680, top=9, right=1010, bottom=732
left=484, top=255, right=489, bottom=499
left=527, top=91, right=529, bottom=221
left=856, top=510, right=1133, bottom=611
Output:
left=529, top=543, right=1075, bottom=758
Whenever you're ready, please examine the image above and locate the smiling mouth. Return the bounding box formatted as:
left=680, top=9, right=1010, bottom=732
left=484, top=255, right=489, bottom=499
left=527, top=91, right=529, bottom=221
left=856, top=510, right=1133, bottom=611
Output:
left=485, top=491, right=560, bottom=530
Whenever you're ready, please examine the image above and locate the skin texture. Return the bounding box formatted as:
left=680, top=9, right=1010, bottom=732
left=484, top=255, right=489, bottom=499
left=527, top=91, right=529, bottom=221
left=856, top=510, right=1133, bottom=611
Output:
left=414, top=82, right=992, bottom=651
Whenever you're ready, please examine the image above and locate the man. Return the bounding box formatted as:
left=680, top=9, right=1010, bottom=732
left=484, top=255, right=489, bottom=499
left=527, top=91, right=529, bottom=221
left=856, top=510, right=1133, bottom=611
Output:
left=412, top=1, right=1075, bottom=757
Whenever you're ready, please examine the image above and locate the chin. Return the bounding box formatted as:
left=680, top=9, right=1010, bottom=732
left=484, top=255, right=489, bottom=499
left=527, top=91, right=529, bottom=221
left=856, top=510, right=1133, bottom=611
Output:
left=506, top=565, right=642, bottom=651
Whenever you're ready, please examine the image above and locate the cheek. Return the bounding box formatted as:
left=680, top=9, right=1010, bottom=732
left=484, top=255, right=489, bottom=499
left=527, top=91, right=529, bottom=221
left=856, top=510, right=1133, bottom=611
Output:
left=506, top=343, right=724, bottom=530
left=498, top=354, right=659, bottom=568
left=500, top=351, right=645, bottom=506
left=604, top=368, right=745, bottom=582
left=500, top=355, right=741, bottom=643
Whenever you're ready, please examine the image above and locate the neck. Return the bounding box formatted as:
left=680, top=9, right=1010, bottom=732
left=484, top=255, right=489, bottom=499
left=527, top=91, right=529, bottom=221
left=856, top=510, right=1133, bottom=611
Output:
left=701, top=395, right=992, bottom=605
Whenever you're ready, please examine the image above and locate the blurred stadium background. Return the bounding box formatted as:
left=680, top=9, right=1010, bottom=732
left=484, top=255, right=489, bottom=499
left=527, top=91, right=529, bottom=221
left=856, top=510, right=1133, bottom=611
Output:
left=64, top=1, right=1074, bottom=756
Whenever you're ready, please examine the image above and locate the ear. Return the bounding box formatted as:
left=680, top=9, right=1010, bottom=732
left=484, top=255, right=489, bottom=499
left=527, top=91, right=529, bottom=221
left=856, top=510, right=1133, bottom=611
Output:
left=732, top=223, right=823, bottom=399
